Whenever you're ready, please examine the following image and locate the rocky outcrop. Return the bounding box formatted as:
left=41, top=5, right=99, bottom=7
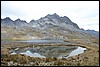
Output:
left=1, top=13, right=98, bottom=40
left=1, top=13, right=80, bottom=29
left=85, top=30, right=99, bottom=38
left=29, top=13, right=80, bottom=29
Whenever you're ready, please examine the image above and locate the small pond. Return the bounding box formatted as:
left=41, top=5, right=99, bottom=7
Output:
left=10, top=46, right=86, bottom=58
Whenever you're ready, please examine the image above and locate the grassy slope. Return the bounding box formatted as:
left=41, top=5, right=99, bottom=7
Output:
left=1, top=26, right=99, bottom=66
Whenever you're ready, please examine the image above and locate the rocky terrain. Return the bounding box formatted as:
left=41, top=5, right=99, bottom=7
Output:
left=85, top=29, right=99, bottom=38
left=1, top=13, right=98, bottom=40
left=1, top=13, right=99, bottom=66
left=1, top=43, right=99, bottom=66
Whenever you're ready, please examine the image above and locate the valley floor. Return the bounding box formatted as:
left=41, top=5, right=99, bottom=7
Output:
left=1, top=39, right=99, bottom=66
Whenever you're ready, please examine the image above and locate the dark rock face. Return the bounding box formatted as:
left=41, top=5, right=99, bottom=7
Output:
left=1, top=17, right=14, bottom=27
left=85, top=30, right=99, bottom=38
left=1, top=17, right=29, bottom=28
left=14, top=19, right=29, bottom=27
left=28, top=20, right=36, bottom=26
left=1, top=13, right=98, bottom=40
left=28, top=13, right=80, bottom=29
left=1, top=13, right=80, bottom=29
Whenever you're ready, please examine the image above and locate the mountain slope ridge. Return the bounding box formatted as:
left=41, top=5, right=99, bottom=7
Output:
left=1, top=13, right=98, bottom=40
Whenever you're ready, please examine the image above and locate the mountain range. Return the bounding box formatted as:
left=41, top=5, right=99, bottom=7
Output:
left=1, top=13, right=99, bottom=41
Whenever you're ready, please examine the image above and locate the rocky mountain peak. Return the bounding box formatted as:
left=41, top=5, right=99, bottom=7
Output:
left=14, top=19, right=27, bottom=24
left=1, top=13, right=80, bottom=29
left=4, top=17, right=11, bottom=19
left=45, top=13, right=60, bottom=19
left=1, top=14, right=99, bottom=40
left=3, top=17, right=12, bottom=21
left=30, top=19, right=35, bottom=23
left=14, top=18, right=26, bottom=22
left=29, top=19, right=36, bottom=26
left=27, top=13, right=80, bottom=29
left=52, top=13, right=59, bottom=17
left=15, top=18, right=21, bottom=22
left=1, top=17, right=14, bottom=27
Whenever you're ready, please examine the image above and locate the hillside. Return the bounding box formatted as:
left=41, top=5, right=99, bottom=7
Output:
left=1, top=13, right=99, bottom=66
left=1, top=13, right=98, bottom=42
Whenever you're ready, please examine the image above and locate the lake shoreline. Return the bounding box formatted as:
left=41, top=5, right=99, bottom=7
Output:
left=1, top=40, right=99, bottom=66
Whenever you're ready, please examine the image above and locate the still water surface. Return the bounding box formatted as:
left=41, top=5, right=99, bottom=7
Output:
left=11, top=46, right=86, bottom=58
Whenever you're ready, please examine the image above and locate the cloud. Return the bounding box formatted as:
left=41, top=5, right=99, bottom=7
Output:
left=1, top=1, right=99, bottom=31
left=1, top=1, right=25, bottom=16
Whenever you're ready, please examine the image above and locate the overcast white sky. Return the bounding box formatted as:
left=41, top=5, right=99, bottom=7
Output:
left=1, top=1, right=99, bottom=31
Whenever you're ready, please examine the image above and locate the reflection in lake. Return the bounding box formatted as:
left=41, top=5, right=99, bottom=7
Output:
left=67, top=47, right=87, bottom=58
left=20, top=50, right=45, bottom=58
left=59, top=46, right=87, bottom=58
left=10, top=46, right=86, bottom=58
